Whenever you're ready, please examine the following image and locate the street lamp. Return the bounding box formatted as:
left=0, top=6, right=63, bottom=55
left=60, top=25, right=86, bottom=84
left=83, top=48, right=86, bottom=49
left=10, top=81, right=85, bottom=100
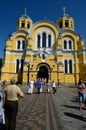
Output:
left=24, top=60, right=31, bottom=84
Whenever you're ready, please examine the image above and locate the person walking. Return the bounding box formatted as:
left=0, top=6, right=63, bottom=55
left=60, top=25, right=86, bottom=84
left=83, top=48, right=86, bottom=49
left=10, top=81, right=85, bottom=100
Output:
left=52, top=80, right=57, bottom=94
left=47, top=81, right=51, bottom=93
left=57, top=79, right=61, bottom=88
left=4, top=78, right=24, bottom=130
left=78, top=79, right=85, bottom=111
left=36, top=79, right=42, bottom=94
left=28, top=79, right=34, bottom=94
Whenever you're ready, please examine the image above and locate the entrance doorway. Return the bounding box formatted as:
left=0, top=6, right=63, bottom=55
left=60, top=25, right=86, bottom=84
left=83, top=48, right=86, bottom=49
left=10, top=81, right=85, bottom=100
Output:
left=37, top=65, right=49, bottom=82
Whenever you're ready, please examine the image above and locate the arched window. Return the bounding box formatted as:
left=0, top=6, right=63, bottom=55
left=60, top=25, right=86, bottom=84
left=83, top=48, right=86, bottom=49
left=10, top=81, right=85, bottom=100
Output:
left=17, top=39, right=26, bottom=50
left=69, top=40, right=72, bottom=49
left=65, top=20, right=68, bottom=27
left=64, top=60, right=68, bottom=73
left=22, top=40, right=26, bottom=49
left=37, top=35, right=41, bottom=48
left=36, top=29, right=53, bottom=49
left=16, top=59, right=24, bottom=73
left=17, top=40, right=21, bottom=49
left=42, top=32, right=46, bottom=47
left=21, top=21, right=25, bottom=28
left=27, top=22, right=30, bottom=29
left=64, top=40, right=67, bottom=49
left=48, top=35, right=51, bottom=47
left=63, top=38, right=73, bottom=50
left=64, top=59, right=73, bottom=73
left=69, top=60, right=72, bottom=73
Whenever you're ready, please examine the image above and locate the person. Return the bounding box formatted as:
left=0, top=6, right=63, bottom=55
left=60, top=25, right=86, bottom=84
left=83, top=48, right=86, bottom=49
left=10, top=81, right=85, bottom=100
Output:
left=57, top=79, right=61, bottom=88
left=43, top=78, right=47, bottom=92
left=40, top=79, right=43, bottom=93
left=28, top=79, right=34, bottom=94
left=52, top=80, right=57, bottom=94
left=36, top=79, right=42, bottom=94
left=83, top=82, right=86, bottom=106
left=47, top=81, right=51, bottom=93
left=33, top=80, right=37, bottom=93
left=0, top=84, right=5, bottom=130
left=4, top=78, right=24, bottom=130
left=3, top=80, right=7, bottom=87
left=78, top=79, right=85, bottom=111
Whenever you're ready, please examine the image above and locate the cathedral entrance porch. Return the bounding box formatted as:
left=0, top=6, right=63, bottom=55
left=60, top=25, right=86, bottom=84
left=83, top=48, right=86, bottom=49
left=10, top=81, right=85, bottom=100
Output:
left=37, top=65, right=49, bottom=82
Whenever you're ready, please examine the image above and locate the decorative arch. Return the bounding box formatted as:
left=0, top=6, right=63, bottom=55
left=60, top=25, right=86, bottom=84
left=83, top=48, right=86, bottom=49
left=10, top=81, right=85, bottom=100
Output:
left=36, top=63, right=51, bottom=82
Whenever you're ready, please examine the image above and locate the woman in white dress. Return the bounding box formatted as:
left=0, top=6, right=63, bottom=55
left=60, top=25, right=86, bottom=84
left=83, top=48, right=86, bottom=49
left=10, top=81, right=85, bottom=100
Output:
left=28, top=80, right=34, bottom=94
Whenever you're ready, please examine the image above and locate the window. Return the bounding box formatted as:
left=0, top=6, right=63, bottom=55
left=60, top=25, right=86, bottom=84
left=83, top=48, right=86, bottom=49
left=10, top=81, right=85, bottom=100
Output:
left=64, top=60, right=68, bottom=73
left=69, top=60, right=72, bottom=73
left=21, top=21, right=25, bottom=28
left=65, top=20, right=68, bottom=27
left=22, top=40, right=26, bottom=49
left=37, top=32, right=51, bottom=48
left=64, top=40, right=67, bottom=49
left=16, top=59, right=24, bottom=73
left=27, top=22, right=30, bottom=29
left=64, top=59, right=73, bottom=73
left=63, top=38, right=73, bottom=50
left=37, top=35, right=41, bottom=48
left=48, top=35, right=51, bottom=47
left=17, top=39, right=26, bottom=50
left=69, top=40, right=72, bottom=49
left=42, top=32, right=46, bottom=47
left=17, top=40, right=21, bottom=49
left=59, top=22, right=62, bottom=28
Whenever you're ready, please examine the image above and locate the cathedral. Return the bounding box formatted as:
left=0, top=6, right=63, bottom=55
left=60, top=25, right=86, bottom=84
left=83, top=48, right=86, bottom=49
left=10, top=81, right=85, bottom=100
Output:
left=1, top=8, right=86, bottom=84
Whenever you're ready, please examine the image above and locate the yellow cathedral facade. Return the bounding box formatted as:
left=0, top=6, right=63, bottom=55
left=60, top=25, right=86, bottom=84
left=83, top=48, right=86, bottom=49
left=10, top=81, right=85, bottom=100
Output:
left=1, top=8, right=86, bottom=84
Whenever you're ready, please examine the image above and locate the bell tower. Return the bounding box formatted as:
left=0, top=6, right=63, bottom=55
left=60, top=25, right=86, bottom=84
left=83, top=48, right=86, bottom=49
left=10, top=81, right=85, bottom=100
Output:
left=56, top=7, right=74, bottom=31
left=16, top=8, right=33, bottom=32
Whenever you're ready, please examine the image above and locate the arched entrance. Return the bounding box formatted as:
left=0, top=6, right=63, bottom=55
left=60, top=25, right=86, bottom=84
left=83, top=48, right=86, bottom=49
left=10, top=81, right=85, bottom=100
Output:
left=37, top=65, right=49, bottom=82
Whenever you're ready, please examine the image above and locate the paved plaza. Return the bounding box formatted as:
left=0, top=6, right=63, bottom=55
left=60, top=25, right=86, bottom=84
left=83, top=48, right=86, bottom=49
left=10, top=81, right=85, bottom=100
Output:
left=15, top=84, right=86, bottom=130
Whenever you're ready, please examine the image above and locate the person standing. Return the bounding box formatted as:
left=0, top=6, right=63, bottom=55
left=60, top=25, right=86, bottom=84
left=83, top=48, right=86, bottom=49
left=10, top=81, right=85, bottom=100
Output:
left=4, top=78, right=24, bottom=130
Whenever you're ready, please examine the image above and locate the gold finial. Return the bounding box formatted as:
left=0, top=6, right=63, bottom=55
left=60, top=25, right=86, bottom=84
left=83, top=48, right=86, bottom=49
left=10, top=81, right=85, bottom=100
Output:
left=63, top=7, right=66, bottom=16
left=24, top=8, right=27, bottom=16
left=63, top=7, right=68, bottom=16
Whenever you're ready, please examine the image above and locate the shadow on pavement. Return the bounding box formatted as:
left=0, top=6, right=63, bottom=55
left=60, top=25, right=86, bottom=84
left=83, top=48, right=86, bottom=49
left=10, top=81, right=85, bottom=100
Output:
left=64, top=112, right=86, bottom=122
left=62, top=104, right=79, bottom=110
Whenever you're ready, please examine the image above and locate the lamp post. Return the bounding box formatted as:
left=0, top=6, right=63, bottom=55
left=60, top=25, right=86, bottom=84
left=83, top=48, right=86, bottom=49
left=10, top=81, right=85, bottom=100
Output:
left=27, top=61, right=31, bottom=84
left=24, top=35, right=32, bottom=84
left=25, top=60, right=31, bottom=84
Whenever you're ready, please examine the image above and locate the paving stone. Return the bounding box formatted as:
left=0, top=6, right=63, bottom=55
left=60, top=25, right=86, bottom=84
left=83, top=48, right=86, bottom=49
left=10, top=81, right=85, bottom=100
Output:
left=15, top=85, right=86, bottom=130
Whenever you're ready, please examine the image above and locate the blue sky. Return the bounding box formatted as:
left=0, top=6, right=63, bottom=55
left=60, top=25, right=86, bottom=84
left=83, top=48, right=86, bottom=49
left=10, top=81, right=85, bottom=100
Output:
left=0, top=0, right=86, bottom=58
